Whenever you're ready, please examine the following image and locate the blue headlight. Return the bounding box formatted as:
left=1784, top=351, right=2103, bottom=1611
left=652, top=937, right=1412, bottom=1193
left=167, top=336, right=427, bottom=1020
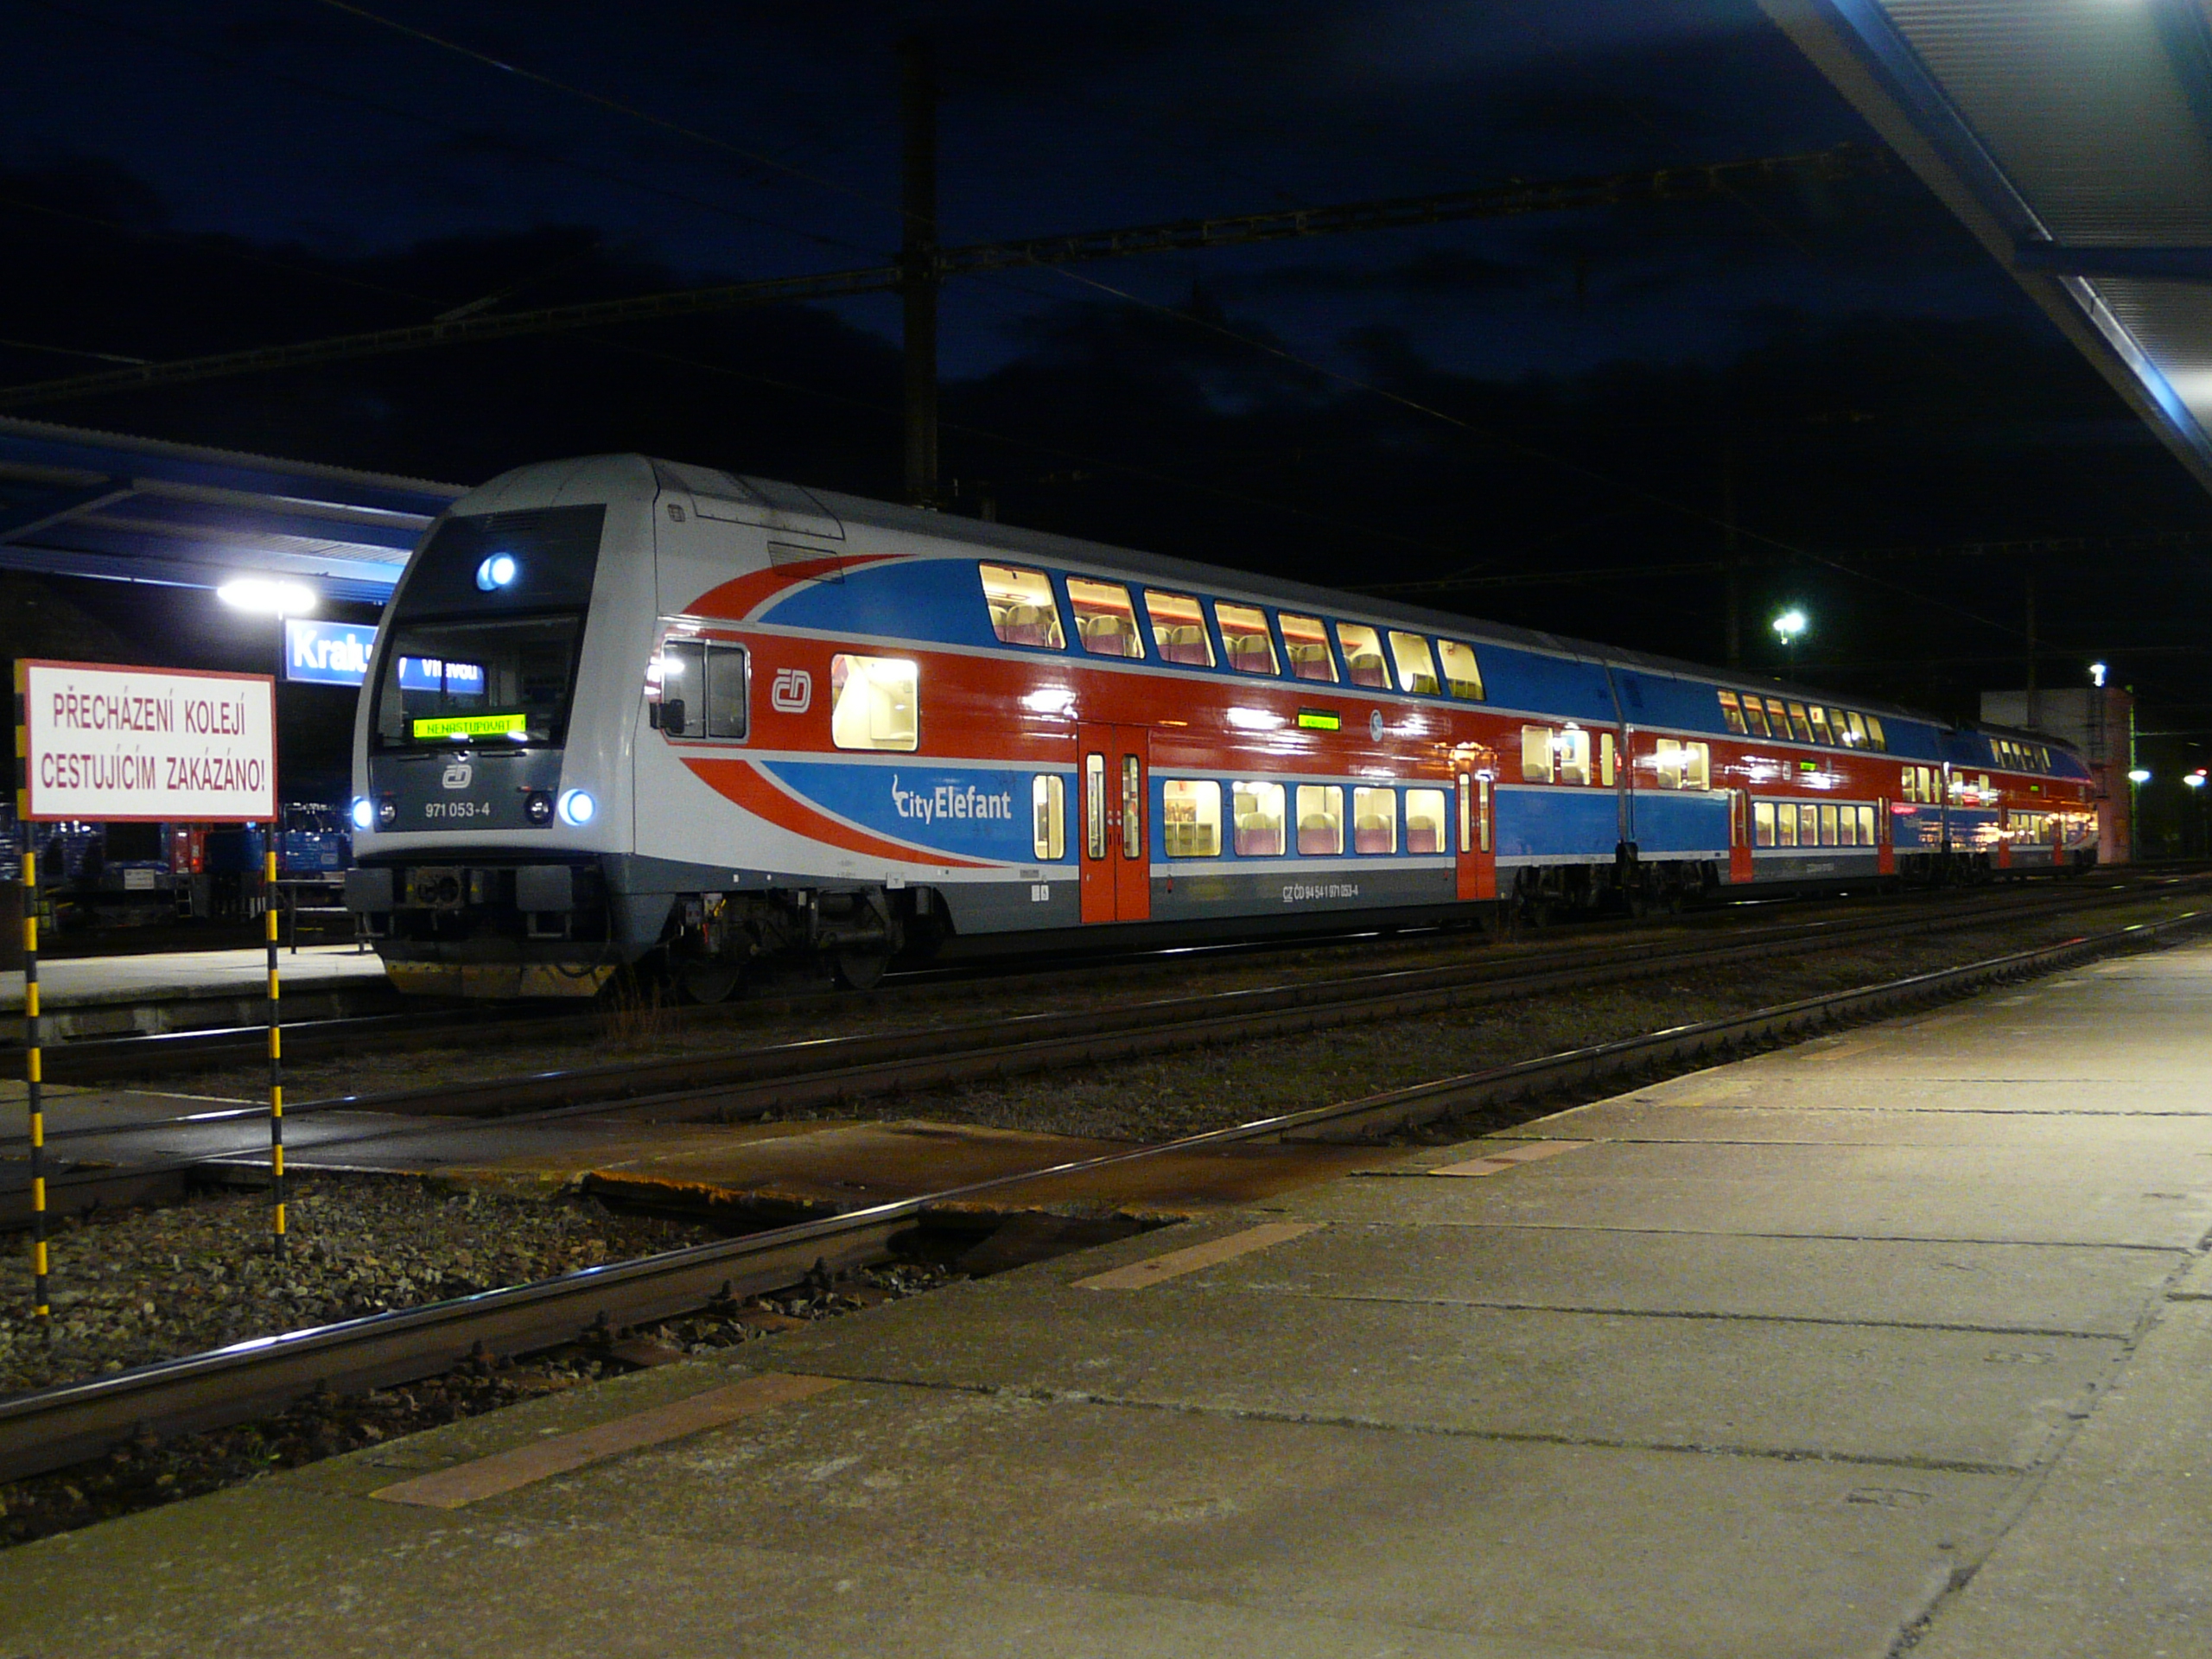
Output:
left=350, top=797, right=375, bottom=831
left=475, top=553, right=518, bottom=592
left=556, top=788, right=596, bottom=827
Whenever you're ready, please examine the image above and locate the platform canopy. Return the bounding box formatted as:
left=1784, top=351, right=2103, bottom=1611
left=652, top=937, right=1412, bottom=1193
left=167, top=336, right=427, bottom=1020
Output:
left=0, top=415, right=464, bottom=606
left=1764, top=0, right=2212, bottom=498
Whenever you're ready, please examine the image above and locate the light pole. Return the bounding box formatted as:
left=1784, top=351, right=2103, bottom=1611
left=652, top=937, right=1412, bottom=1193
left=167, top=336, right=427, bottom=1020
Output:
left=2187, top=770, right=2207, bottom=858
left=1770, top=607, right=1808, bottom=675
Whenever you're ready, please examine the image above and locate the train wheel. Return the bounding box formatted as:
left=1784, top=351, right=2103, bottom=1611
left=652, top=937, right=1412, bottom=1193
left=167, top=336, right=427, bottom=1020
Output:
left=834, top=947, right=890, bottom=992
left=677, top=962, right=743, bottom=1004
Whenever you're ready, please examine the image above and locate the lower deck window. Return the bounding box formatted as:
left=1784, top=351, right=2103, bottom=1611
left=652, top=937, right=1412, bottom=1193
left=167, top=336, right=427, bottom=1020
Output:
left=1033, top=774, right=1065, bottom=861
left=1233, top=781, right=1286, bottom=855
left=1162, top=779, right=1222, bottom=858
left=1297, top=784, right=1344, bottom=855
left=830, top=654, right=918, bottom=751
left=1754, top=800, right=1776, bottom=847
left=1405, top=788, right=1446, bottom=855
left=1353, top=786, right=1397, bottom=854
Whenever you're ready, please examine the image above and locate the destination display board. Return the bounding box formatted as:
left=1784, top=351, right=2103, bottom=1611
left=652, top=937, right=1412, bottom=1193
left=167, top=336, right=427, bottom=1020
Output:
left=16, top=658, right=276, bottom=822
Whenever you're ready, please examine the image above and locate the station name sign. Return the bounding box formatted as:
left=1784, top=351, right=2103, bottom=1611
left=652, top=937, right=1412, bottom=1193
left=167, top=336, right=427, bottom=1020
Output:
left=284, top=617, right=378, bottom=687
left=16, top=658, right=276, bottom=823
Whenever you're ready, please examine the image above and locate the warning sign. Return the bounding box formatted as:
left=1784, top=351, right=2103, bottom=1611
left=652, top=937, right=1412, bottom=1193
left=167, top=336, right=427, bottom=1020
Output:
left=16, top=658, right=276, bottom=823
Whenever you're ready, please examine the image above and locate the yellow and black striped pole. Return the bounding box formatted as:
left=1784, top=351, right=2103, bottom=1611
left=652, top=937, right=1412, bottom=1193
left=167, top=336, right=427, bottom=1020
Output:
left=265, top=837, right=285, bottom=1259
left=22, top=849, right=48, bottom=1332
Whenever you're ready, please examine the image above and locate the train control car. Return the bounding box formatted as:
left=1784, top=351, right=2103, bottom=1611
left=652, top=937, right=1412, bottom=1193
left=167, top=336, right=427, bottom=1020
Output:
left=343, top=455, right=2101, bottom=998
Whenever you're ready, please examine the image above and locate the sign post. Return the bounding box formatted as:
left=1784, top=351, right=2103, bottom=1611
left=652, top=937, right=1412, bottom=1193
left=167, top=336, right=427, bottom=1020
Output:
left=16, top=659, right=281, bottom=1291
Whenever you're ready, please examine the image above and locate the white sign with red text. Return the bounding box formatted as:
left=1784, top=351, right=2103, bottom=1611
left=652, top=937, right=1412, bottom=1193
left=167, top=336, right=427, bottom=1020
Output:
left=18, top=659, right=276, bottom=823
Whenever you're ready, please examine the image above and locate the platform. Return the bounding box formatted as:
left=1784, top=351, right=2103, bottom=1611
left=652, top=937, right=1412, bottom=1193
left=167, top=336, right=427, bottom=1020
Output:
left=1, top=944, right=393, bottom=1039
left=3, top=942, right=2209, bottom=1657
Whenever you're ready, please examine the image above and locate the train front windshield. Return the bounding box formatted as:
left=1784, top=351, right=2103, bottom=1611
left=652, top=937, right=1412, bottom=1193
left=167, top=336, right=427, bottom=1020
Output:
left=369, top=505, right=604, bottom=751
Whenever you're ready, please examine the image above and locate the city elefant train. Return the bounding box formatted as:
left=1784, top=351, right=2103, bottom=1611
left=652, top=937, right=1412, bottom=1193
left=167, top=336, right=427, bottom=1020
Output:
left=343, top=454, right=2101, bottom=999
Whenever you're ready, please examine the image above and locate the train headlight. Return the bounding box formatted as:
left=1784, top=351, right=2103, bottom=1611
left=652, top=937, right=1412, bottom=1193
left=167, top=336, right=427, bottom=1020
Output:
left=350, top=797, right=375, bottom=831
left=524, top=789, right=554, bottom=826
left=475, top=553, right=518, bottom=592
left=556, top=788, right=596, bottom=827
left=376, top=798, right=398, bottom=828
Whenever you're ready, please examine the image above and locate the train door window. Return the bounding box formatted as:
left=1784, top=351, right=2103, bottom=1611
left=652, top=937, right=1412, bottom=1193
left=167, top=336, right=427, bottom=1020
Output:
left=1807, top=706, right=1834, bottom=747
left=655, top=638, right=704, bottom=736
left=1866, top=716, right=1886, bottom=751
left=1297, top=784, right=1344, bottom=855
left=1215, top=602, right=1280, bottom=675
left=703, top=643, right=748, bottom=739
left=1718, top=690, right=1748, bottom=734
left=1067, top=577, right=1143, bottom=659
left=1232, top=781, right=1287, bottom=855
left=1798, top=803, right=1820, bottom=845
left=1436, top=639, right=1484, bottom=699
left=1161, top=779, right=1221, bottom=857
left=1142, top=590, right=1214, bottom=666
left=1457, top=773, right=1472, bottom=853
left=1405, top=788, right=1447, bottom=854
left=1387, top=632, right=1440, bottom=696
left=1682, top=741, right=1710, bottom=790
left=1085, top=754, right=1106, bottom=858
left=1122, top=756, right=1142, bottom=859
left=1857, top=804, right=1877, bottom=844
left=830, top=654, right=918, bottom=751
left=1740, top=696, right=1770, bottom=738
left=1478, top=775, right=1491, bottom=850
left=1033, top=775, right=1066, bottom=861
left=1521, top=725, right=1555, bottom=784
left=1336, top=623, right=1388, bottom=688
left=1754, top=801, right=1776, bottom=846
left=1765, top=698, right=1791, bottom=741
left=1599, top=732, right=1617, bottom=787
left=1556, top=726, right=1591, bottom=786
left=1280, top=613, right=1338, bottom=682
left=979, top=564, right=1065, bottom=650
left=1352, top=786, right=1397, bottom=853
left=1819, top=804, right=1839, bottom=846
left=1776, top=801, right=1797, bottom=847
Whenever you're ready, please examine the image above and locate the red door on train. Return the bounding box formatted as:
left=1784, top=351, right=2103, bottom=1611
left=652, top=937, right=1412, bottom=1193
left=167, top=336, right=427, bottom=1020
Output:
left=1078, top=723, right=1152, bottom=924
left=1455, top=770, right=1497, bottom=900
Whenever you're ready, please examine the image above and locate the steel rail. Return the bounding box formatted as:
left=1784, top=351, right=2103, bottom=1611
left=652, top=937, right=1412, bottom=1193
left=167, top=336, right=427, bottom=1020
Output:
left=0, top=902, right=2204, bottom=1483
left=8, top=876, right=2177, bottom=1152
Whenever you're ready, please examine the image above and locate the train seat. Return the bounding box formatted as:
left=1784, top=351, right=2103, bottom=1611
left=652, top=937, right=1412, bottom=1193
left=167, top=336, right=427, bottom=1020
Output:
left=1347, top=652, right=1388, bottom=688
left=1406, top=816, right=1442, bottom=855
left=1297, top=813, right=1340, bottom=855
left=1354, top=813, right=1394, bottom=854
left=1002, top=604, right=1061, bottom=648
left=1078, top=613, right=1141, bottom=657
left=1235, top=811, right=1284, bottom=856
left=1157, top=624, right=1211, bottom=665
left=1285, top=642, right=1333, bottom=681
left=1224, top=633, right=1274, bottom=673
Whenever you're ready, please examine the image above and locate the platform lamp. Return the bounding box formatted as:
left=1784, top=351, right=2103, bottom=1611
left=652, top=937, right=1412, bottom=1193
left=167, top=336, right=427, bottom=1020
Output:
left=218, top=575, right=315, bottom=1261
left=2188, top=770, right=2208, bottom=859
left=1770, top=607, right=1808, bottom=672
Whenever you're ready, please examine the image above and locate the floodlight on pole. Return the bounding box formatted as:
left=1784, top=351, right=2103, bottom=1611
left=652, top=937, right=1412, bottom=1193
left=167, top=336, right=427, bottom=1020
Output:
left=218, top=578, right=316, bottom=616
left=1770, top=607, right=1808, bottom=644
left=2186, top=771, right=2208, bottom=790
left=2127, top=767, right=2152, bottom=785
left=2089, top=661, right=2108, bottom=688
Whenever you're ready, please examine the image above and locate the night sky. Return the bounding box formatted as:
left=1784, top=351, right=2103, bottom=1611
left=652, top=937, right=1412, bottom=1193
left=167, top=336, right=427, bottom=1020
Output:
left=5, top=2, right=2211, bottom=821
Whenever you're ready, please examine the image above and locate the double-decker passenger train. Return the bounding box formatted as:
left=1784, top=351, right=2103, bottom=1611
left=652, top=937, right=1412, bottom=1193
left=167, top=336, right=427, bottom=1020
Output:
left=344, top=455, right=2101, bottom=998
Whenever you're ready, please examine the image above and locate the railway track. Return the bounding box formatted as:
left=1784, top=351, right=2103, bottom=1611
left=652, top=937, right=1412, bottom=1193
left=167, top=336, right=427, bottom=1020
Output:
left=9, top=874, right=2196, bottom=1165
left=11, top=871, right=2190, bottom=1086
left=3, top=897, right=2206, bottom=1484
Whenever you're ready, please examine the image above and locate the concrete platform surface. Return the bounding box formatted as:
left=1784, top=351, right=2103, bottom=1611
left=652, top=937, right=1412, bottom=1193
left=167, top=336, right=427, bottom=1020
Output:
left=2, top=938, right=2209, bottom=1657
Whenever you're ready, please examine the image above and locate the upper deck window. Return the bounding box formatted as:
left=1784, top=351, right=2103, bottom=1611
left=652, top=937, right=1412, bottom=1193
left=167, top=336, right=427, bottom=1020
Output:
left=830, top=654, right=918, bottom=751
left=1388, top=632, right=1440, bottom=696
left=1280, top=613, right=1338, bottom=683
left=1866, top=716, right=1886, bottom=752
left=1336, top=623, right=1388, bottom=688
left=1215, top=603, right=1279, bottom=675
left=1784, top=702, right=1815, bottom=744
left=979, top=564, right=1064, bottom=650
left=1067, top=577, right=1143, bottom=659
left=1844, top=711, right=1867, bottom=747
left=1739, top=696, right=1770, bottom=738
left=1807, top=706, right=1834, bottom=747
left=1436, top=640, right=1484, bottom=700
left=1718, top=690, right=1748, bottom=734
left=1144, top=591, right=1214, bottom=667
